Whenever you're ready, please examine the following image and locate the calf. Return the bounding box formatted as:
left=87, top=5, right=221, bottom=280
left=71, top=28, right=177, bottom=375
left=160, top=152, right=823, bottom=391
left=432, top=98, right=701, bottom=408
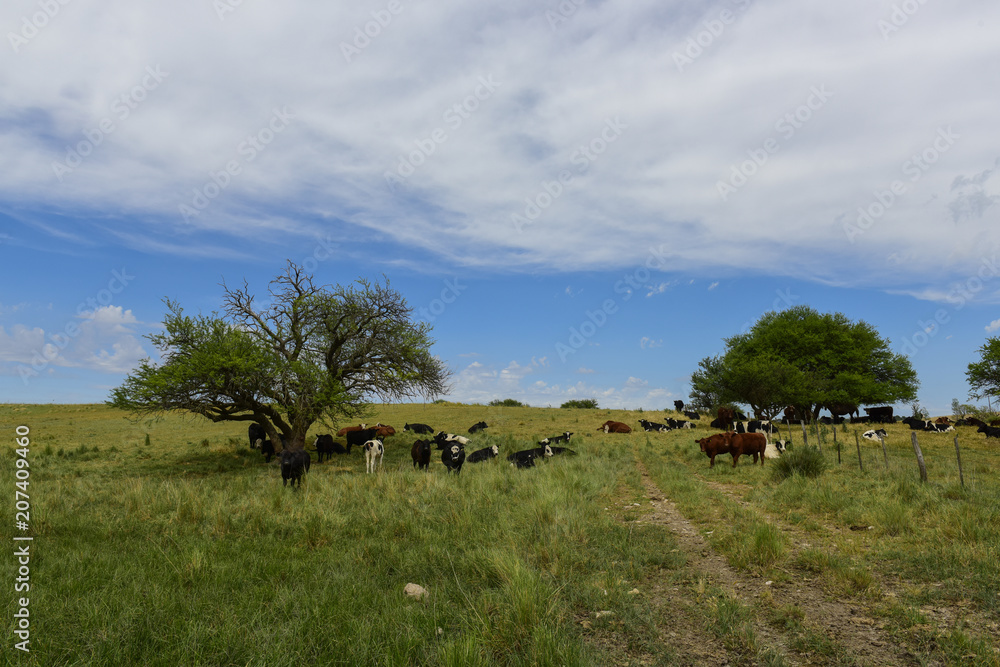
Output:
left=466, top=444, right=500, bottom=463
left=540, top=432, right=573, bottom=445
left=862, top=428, right=887, bottom=442
left=467, top=421, right=488, bottom=434
left=721, top=431, right=767, bottom=467
left=404, top=423, right=434, bottom=434
left=696, top=433, right=730, bottom=468
left=508, top=444, right=553, bottom=466
left=441, top=443, right=466, bottom=474
left=280, top=449, right=310, bottom=487
left=364, top=439, right=384, bottom=474
left=411, top=439, right=431, bottom=470
left=598, top=420, right=631, bottom=433
left=314, top=434, right=335, bottom=462
left=764, top=440, right=786, bottom=459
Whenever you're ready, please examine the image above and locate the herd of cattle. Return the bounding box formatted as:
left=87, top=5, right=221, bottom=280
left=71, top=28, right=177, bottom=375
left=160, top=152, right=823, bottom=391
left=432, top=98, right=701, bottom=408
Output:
left=248, top=421, right=580, bottom=487
left=250, top=403, right=1000, bottom=486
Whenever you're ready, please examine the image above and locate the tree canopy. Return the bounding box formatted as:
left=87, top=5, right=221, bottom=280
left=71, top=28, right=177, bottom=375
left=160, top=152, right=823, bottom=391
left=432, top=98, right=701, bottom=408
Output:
left=690, top=306, right=918, bottom=419
left=108, top=263, right=450, bottom=449
left=966, top=336, right=1000, bottom=404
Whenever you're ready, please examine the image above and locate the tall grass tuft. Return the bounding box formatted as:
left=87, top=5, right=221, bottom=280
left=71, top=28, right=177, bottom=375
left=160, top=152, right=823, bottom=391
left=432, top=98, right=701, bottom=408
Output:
left=771, top=445, right=826, bottom=481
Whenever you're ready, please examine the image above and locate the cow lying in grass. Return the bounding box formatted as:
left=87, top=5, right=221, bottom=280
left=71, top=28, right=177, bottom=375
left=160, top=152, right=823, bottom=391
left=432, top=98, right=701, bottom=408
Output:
left=467, top=444, right=500, bottom=463
left=862, top=428, right=887, bottom=442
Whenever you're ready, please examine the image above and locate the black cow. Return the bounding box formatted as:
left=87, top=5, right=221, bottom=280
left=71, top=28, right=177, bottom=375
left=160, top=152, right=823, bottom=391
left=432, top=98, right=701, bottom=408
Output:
left=673, top=400, right=685, bottom=412
left=547, top=446, right=577, bottom=456
left=314, top=434, right=335, bottom=462
left=280, top=449, right=310, bottom=487
left=468, top=421, right=488, bottom=434
left=865, top=406, right=894, bottom=424
left=411, top=439, right=432, bottom=470
left=347, top=428, right=378, bottom=450
left=442, top=443, right=466, bottom=474
left=248, top=423, right=266, bottom=449
left=260, top=438, right=276, bottom=463
left=467, top=444, right=500, bottom=463
left=404, top=423, right=435, bottom=434
left=508, top=450, right=537, bottom=469
left=683, top=410, right=701, bottom=420
left=978, top=425, right=1000, bottom=439
left=902, top=417, right=927, bottom=430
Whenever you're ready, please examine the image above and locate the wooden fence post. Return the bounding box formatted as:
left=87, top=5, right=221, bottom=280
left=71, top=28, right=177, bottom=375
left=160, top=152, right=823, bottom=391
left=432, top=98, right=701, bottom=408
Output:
left=854, top=432, right=863, bottom=471
left=911, top=432, right=928, bottom=483
left=877, top=435, right=889, bottom=468
left=800, top=420, right=808, bottom=447
left=833, top=428, right=840, bottom=464
left=954, top=436, right=965, bottom=488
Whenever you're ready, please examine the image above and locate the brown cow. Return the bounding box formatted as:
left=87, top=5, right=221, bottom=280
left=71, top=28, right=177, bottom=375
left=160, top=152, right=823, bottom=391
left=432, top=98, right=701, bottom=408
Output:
left=722, top=431, right=767, bottom=467
left=374, top=423, right=396, bottom=438
left=934, top=417, right=952, bottom=425
left=717, top=406, right=735, bottom=424
left=598, top=420, right=632, bottom=433
left=696, top=433, right=730, bottom=468
left=336, top=423, right=368, bottom=437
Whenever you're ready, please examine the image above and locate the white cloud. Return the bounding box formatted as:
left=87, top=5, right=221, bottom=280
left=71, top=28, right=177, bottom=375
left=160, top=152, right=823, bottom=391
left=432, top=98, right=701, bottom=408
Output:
left=0, top=1, right=996, bottom=294
left=640, top=336, right=663, bottom=349
left=624, top=376, right=648, bottom=389
left=986, top=319, right=1000, bottom=333
left=708, top=282, right=719, bottom=290
left=577, top=367, right=595, bottom=374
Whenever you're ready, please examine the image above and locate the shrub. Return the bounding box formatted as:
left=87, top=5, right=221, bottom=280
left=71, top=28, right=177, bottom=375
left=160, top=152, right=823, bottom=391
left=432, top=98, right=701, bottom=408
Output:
left=771, top=445, right=826, bottom=481
left=560, top=399, right=599, bottom=409
left=489, top=398, right=528, bottom=407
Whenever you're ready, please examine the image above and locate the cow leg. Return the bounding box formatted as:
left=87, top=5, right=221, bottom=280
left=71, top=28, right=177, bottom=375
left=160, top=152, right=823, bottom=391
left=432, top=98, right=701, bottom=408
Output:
left=732, top=454, right=740, bottom=468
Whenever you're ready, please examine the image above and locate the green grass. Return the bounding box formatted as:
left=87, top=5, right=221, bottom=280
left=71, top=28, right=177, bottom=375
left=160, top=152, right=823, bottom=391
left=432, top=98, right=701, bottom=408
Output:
left=3, top=404, right=1000, bottom=665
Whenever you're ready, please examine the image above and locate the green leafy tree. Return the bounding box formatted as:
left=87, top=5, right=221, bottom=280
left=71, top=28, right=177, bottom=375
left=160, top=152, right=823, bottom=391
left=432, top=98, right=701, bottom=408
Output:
left=966, top=337, right=1000, bottom=405
left=692, top=306, right=918, bottom=419
left=108, top=263, right=450, bottom=450
left=560, top=399, right=599, bottom=409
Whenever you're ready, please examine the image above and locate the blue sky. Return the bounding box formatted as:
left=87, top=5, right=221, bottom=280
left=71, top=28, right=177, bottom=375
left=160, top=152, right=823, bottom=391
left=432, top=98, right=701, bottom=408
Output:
left=1, top=1, right=998, bottom=416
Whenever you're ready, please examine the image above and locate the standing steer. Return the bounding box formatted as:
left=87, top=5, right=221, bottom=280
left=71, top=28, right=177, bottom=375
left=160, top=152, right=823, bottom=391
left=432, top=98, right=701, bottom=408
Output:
left=364, top=439, right=384, bottom=474
left=722, top=432, right=767, bottom=467
left=696, top=434, right=731, bottom=468
left=411, top=439, right=432, bottom=470
left=442, top=443, right=466, bottom=474
left=280, top=449, right=310, bottom=487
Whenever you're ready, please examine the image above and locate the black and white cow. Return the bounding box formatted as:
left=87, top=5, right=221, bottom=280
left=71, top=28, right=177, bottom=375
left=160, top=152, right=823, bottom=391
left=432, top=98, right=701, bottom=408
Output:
left=638, top=419, right=670, bottom=432
left=508, top=444, right=552, bottom=468
left=667, top=418, right=695, bottom=430
left=732, top=420, right=778, bottom=434
left=364, top=439, right=384, bottom=474
left=442, top=442, right=466, bottom=474
left=540, top=432, right=573, bottom=445
left=433, top=432, right=470, bottom=449
left=248, top=423, right=266, bottom=450
left=862, top=428, right=887, bottom=442
left=466, top=444, right=500, bottom=463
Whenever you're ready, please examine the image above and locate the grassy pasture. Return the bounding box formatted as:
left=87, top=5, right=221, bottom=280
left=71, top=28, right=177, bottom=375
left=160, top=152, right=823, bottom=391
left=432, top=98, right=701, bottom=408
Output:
left=2, top=403, right=1000, bottom=665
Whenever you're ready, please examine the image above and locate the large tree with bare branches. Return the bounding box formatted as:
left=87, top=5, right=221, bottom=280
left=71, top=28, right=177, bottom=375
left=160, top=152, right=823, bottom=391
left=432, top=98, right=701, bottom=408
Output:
left=107, top=263, right=450, bottom=450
